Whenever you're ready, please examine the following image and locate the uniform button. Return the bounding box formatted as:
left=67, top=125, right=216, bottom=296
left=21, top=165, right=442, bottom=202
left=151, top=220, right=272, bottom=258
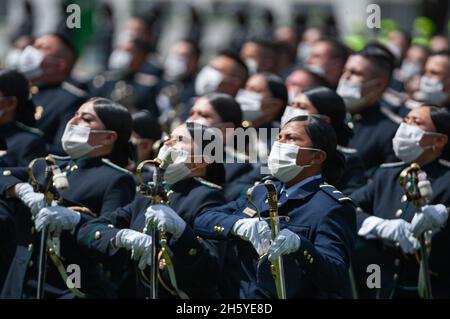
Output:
left=395, top=209, right=402, bottom=217
left=188, top=248, right=197, bottom=256
left=2, top=170, right=11, bottom=176
left=28, top=243, right=33, bottom=251
left=309, top=258, right=314, bottom=264
left=28, top=260, right=34, bottom=268
left=400, top=195, right=408, bottom=203
left=393, top=273, right=398, bottom=280
left=31, top=86, right=39, bottom=94
left=94, top=231, right=101, bottom=240
left=394, top=258, right=400, bottom=267
left=307, top=254, right=311, bottom=260
left=220, top=227, right=224, bottom=232
left=303, top=250, right=308, bottom=256
left=107, top=224, right=114, bottom=228
left=196, top=236, right=204, bottom=244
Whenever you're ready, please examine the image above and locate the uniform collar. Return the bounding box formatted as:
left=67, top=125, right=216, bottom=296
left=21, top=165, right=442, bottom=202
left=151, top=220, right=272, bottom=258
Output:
left=352, top=102, right=381, bottom=120
left=70, top=156, right=103, bottom=169
left=280, top=174, right=323, bottom=200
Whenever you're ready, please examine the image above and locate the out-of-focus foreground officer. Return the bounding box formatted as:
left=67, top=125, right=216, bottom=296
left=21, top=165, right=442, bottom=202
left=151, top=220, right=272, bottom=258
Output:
left=16, top=33, right=87, bottom=155
left=194, top=115, right=356, bottom=298
left=0, top=98, right=136, bottom=299
left=351, top=105, right=450, bottom=299
left=0, top=70, right=47, bottom=167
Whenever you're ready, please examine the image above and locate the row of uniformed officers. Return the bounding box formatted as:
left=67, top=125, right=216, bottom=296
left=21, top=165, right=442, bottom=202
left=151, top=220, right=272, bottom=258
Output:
left=0, top=90, right=449, bottom=299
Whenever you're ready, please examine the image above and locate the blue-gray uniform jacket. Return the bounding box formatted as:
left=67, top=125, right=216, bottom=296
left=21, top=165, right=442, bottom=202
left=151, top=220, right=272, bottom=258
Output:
left=0, top=156, right=135, bottom=299
left=351, top=159, right=450, bottom=298
left=0, top=122, right=47, bottom=167
left=31, top=82, right=87, bottom=155
left=194, top=176, right=357, bottom=298
left=89, top=62, right=162, bottom=117
left=77, top=177, right=232, bottom=299
left=347, top=103, right=400, bottom=172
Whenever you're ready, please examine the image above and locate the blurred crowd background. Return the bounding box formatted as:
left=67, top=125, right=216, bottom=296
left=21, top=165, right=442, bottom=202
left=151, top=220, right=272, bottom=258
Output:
left=0, top=0, right=449, bottom=82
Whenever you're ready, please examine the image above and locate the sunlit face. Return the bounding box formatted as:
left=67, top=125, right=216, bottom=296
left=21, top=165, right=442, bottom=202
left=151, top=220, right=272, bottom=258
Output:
left=404, top=106, right=439, bottom=148
left=245, top=74, right=272, bottom=100
left=187, top=97, right=222, bottom=126
left=278, top=120, right=320, bottom=166
left=423, top=55, right=450, bottom=88
left=68, top=100, right=116, bottom=148
left=286, top=70, right=317, bottom=95
left=290, top=94, right=318, bottom=114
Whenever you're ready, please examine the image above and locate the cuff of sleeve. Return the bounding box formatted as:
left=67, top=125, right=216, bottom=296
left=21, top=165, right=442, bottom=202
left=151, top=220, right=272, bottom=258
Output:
left=169, top=226, right=204, bottom=263
left=358, top=216, right=384, bottom=238
left=293, top=236, right=317, bottom=270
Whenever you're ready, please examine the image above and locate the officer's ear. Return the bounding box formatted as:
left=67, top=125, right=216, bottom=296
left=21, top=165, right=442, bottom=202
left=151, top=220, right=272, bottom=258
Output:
left=311, top=149, right=327, bottom=166
left=103, top=131, right=118, bottom=145
left=434, top=134, right=448, bottom=151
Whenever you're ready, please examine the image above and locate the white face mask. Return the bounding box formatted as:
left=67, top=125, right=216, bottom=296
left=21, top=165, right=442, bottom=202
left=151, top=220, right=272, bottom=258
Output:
left=61, top=124, right=110, bottom=159
left=392, top=122, right=437, bottom=163
left=287, top=89, right=298, bottom=104
left=5, top=48, right=23, bottom=68
left=337, top=78, right=378, bottom=112
left=415, top=76, right=448, bottom=106
left=108, top=49, right=132, bottom=72
left=157, top=145, right=193, bottom=185
left=280, top=107, right=309, bottom=127
left=306, top=64, right=326, bottom=76
left=18, top=46, right=45, bottom=80
left=245, top=58, right=259, bottom=76
left=236, top=89, right=264, bottom=122
left=268, top=141, right=318, bottom=183
left=195, top=66, right=224, bottom=96
left=164, top=54, right=188, bottom=80
left=398, top=60, right=422, bottom=82
left=297, top=43, right=311, bottom=63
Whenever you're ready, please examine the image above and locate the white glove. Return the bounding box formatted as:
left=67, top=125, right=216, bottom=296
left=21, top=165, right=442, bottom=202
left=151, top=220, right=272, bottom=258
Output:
left=268, top=228, right=301, bottom=263
left=145, top=204, right=186, bottom=240
left=411, top=204, right=448, bottom=237
left=35, top=206, right=81, bottom=234
left=231, top=218, right=271, bottom=256
left=361, top=216, right=420, bottom=254
left=115, top=229, right=153, bottom=270
left=15, top=183, right=45, bottom=216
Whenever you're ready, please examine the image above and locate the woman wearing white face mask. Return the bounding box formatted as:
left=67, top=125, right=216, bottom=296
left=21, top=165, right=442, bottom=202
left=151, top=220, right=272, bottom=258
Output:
left=282, top=87, right=366, bottom=195
left=194, top=116, right=357, bottom=298
left=77, top=122, right=235, bottom=298
left=0, top=97, right=136, bottom=299
left=351, top=106, right=450, bottom=299
left=236, top=73, right=288, bottom=128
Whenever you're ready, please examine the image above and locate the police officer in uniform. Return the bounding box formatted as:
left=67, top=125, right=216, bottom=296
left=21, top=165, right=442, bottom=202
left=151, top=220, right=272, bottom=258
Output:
left=194, top=116, right=356, bottom=298
left=89, top=21, right=163, bottom=117
left=337, top=44, right=401, bottom=172
left=281, top=87, right=366, bottom=194
left=77, top=123, right=231, bottom=298
left=16, top=33, right=87, bottom=155
left=0, top=98, right=136, bottom=298
left=351, top=105, right=450, bottom=298
left=0, top=70, right=47, bottom=167
left=157, top=38, right=200, bottom=129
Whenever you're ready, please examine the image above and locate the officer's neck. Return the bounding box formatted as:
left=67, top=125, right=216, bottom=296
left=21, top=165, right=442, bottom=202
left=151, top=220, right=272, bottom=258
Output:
left=412, top=149, right=443, bottom=167
left=285, top=166, right=322, bottom=188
